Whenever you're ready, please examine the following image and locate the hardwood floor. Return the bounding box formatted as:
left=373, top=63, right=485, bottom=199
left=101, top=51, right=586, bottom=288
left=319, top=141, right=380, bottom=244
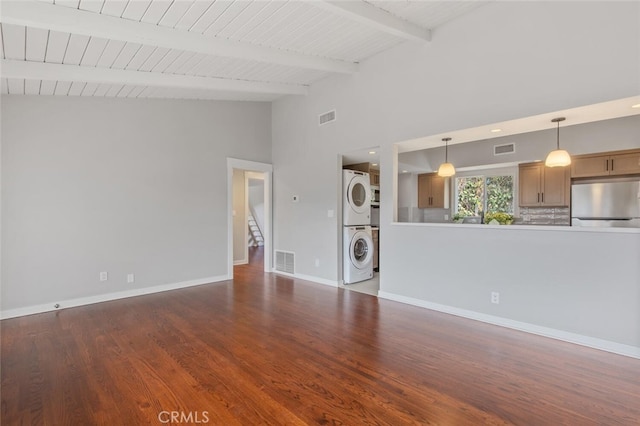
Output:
left=2, top=248, right=640, bottom=425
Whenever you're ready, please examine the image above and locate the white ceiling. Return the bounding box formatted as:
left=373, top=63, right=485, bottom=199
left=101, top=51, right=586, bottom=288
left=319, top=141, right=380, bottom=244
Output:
left=343, top=96, right=640, bottom=169
left=0, top=0, right=489, bottom=102
left=397, top=96, right=640, bottom=153
left=396, top=96, right=640, bottom=173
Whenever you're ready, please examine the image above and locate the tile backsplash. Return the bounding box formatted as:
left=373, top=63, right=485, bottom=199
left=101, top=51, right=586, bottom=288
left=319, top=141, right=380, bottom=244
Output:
left=518, top=207, right=570, bottom=226
left=397, top=207, right=452, bottom=223
left=422, top=208, right=451, bottom=223
left=401, top=206, right=571, bottom=226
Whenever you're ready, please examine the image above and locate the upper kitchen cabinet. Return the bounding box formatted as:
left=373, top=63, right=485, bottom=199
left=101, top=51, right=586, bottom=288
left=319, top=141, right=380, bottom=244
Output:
left=370, top=169, right=380, bottom=185
left=610, top=151, right=640, bottom=175
left=344, top=162, right=380, bottom=185
left=418, top=173, right=446, bottom=208
left=571, top=149, right=640, bottom=178
left=519, top=162, right=570, bottom=207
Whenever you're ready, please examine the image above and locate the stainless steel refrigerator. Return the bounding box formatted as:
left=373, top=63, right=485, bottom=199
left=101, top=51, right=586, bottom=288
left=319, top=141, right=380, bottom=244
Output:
left=571, top=177, right=640, bottom=228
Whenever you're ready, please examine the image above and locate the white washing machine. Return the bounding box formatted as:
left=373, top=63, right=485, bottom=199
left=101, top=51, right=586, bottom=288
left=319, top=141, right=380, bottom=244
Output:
left=343, top=226, right=374, bottom=284
left=343, top=170, right=371, bottom=226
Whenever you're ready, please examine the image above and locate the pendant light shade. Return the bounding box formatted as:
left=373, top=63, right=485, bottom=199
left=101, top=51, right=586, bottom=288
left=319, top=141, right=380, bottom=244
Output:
left=437, top=137, right=456, bottom=177
left=437, top=162, right=456, bottom=177
left=545, top=117, right=571, bottom=167
left=545, top=149, right=572, bottom=168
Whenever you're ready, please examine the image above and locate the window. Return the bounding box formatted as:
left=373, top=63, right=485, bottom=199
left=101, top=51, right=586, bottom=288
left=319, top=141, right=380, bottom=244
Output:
left=455, top=174, right=514, bottom=216
left=485, top=175, right=514, bottom=214
left=456, top=176, right=484, bottom=216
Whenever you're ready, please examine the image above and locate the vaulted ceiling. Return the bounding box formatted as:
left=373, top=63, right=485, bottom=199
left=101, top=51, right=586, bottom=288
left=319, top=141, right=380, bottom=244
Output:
left=0, top=0, right=489, bottom=101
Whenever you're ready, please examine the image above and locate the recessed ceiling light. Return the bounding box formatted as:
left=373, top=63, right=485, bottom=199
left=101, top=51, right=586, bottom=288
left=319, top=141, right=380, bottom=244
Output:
left=369, top=151, right=376, bottom=155
left=491, top=128, right=502, bottom=133
left=402, top=170, right=408, bottom=173
left=632, top=103, right=640, bottom=109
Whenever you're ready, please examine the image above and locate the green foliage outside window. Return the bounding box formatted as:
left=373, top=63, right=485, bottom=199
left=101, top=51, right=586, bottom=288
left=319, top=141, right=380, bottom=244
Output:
left=456, top=177, right=484, bottom=216
left=456, top=175, right=514, bottom=217
left=486, top=176, right=514, bottom=214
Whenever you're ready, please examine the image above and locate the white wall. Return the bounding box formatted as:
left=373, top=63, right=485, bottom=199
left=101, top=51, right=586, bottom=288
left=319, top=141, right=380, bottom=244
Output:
left=271, top=1, right=640, bottom=351
left=384, top=225, right=640, bottom=348
left=1, top=96, right=271, bottom=315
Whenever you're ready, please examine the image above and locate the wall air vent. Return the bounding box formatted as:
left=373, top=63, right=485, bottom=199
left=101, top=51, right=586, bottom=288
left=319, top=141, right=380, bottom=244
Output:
left=494, top=143, right=515, bottom=155
left=319, top=110, right=336, bottom=126
left=275, top=250, right=295, bottom=274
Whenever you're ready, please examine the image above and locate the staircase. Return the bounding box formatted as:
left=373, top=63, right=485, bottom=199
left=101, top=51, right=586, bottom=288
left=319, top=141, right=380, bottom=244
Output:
left=248, top=213, right=264, bottom=247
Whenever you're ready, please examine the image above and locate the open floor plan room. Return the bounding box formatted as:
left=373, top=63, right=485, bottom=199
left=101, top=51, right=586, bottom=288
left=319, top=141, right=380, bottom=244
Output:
left=2, top=1, right=640, bottom=424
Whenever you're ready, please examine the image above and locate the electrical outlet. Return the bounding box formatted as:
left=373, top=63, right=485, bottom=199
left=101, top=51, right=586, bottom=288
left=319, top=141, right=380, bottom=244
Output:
left=99, top=271, right=108, bottom=282
left=315, top=258, right=320, bottom=267
left=127, top=274, right=135, bottom=284
left=491, top=292, right=500, bottom=304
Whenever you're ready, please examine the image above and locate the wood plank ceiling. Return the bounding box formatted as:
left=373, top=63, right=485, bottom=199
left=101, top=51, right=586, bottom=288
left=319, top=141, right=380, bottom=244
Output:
left=0, top=0, right=489, bottom=101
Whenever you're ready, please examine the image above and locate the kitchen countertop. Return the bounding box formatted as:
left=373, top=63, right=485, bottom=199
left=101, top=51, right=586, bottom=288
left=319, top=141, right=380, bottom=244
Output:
left=392, top=222, right=640, bottom=234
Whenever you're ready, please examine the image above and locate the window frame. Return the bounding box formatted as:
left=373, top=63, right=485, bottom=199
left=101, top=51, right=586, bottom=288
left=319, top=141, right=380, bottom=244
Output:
left=453, top=167, right=518, bottom=216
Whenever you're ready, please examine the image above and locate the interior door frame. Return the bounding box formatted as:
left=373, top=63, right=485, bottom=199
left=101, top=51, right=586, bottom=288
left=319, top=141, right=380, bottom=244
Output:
left=227, top=158, right=273, bottom=278
left=245, top=171, right=266, bottom=265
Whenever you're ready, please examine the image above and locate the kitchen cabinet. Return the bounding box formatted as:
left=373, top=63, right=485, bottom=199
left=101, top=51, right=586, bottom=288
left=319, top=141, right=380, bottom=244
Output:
left=571, top=149, right=640, bottom=178
left=519, top=162, right=570, bottom=207
left=369, top=169, right=380, bottom=185
left=344, top=162, right=379, bottom=185
left=418, top=173, right=446, bottom=208
left=571, top=155, right=609, bottom=178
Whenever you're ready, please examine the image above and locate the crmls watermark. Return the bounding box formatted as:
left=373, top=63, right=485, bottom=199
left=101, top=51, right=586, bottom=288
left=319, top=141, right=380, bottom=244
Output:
left=157, top=411, right=210, bottom=424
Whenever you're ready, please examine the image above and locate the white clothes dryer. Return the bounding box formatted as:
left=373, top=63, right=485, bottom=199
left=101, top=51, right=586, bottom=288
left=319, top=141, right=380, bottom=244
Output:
left=343, top=226, right=374, bottom=284
left=343, top=170, right=371, bottom=226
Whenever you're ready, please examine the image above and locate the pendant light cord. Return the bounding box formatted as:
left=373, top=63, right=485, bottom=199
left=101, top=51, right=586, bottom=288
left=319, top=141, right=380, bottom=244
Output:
left=443, top=137, right=451, bottom=162
left=551, top=117, right=565, bottom=150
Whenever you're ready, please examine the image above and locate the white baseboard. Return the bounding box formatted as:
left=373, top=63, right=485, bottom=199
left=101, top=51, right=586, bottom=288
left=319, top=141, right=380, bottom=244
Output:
left=272, top=270, right=339, bottom=287
left=233, top=259, right=248, bottom=265
left=378, top=291, right=640, bottom=360
left=1, top=275, right=230, bottom=320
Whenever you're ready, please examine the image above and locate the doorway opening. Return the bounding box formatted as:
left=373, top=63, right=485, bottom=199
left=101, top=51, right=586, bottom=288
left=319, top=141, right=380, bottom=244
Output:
left=227, top=158, right=272, bottom=279
left=340, top=147, right=381, bottom=297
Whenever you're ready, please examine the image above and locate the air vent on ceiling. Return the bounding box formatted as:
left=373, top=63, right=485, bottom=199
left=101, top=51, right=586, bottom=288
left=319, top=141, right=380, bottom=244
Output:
left=275, top=250, right=295, bottom=274
left=494, top=143, right=515, bottom=156
left=319, top=110, right=336, bottom=126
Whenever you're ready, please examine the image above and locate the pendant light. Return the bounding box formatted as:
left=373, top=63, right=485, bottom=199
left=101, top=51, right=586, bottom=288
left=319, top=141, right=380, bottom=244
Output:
left=545, top=117, right=571, bottom=167
left=437, top=137, right=455, bottom=177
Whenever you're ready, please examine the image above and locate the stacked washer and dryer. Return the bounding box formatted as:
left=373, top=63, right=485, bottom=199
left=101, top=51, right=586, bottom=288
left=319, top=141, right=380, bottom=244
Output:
left=343, top=170, right=374, bottom=284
